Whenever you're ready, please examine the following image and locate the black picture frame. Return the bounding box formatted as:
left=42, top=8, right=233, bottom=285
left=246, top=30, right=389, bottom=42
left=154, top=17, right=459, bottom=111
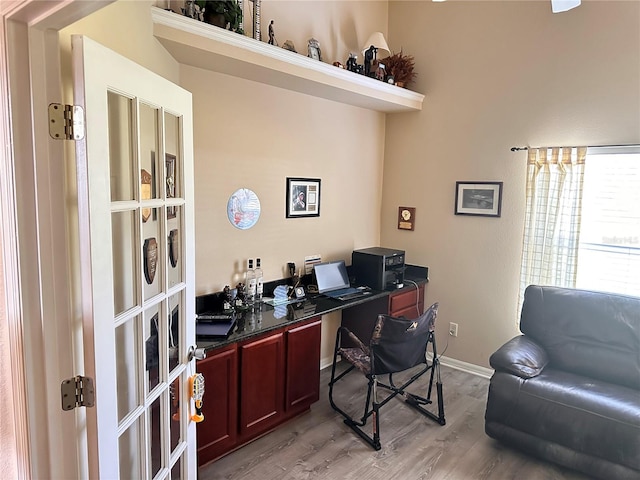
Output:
left=455, top=181, right=503, bottom=217
left=286, top=177, right=321, bottom=218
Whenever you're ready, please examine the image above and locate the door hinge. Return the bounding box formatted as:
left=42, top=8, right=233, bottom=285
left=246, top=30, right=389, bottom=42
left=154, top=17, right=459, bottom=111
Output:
left=61, top=375, right=95, bottom=411
left=48, top=103, right=85, bottom=140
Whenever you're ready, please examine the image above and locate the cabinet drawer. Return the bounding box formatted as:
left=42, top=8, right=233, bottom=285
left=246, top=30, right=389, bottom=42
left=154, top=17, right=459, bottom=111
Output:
left=389, top=285, right=424, bottom=316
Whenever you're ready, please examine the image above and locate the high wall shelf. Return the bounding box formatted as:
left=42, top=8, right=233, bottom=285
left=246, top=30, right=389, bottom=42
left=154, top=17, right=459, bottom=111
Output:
left=151, top=7, right=425, bottom=113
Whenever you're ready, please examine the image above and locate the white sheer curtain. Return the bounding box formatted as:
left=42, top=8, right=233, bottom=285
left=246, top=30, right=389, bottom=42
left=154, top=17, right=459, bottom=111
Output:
left=518, top=146, right=588, bottom=310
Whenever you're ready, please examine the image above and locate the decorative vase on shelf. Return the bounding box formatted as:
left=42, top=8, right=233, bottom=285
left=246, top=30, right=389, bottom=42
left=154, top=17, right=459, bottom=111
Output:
left=379, top=50, right=416, bottom=89
left=196, top=0, right=244, bottom=34
left=205, top=12, right=227, bottom=28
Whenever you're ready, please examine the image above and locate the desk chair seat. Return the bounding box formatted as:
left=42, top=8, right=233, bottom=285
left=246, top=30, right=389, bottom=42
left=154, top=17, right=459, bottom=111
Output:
left=328, top=303, right=445, bottom=450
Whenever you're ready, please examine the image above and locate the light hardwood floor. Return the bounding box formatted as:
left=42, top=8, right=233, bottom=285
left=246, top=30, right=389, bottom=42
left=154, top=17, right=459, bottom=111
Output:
left=199, top=364, right=592, bottom=480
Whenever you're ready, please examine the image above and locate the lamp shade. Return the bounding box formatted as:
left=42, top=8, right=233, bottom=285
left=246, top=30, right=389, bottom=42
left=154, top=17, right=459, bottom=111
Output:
left=361, top=32, right=390, bottom=57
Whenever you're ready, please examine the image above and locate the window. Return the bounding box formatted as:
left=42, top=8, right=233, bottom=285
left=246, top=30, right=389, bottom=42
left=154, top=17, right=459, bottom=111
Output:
left=518, top=146, right=639, bottom=312
left=576, top=147, right=640, bottom=296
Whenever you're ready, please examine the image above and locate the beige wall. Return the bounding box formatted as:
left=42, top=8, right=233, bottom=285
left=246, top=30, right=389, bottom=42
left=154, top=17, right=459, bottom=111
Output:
left=383, top=0, right=640, bottom=367
left=58, top=0, right=640, bottom=371
left=60, top=0, right=389, bottom=291
left=60, top=0, right=389, bottom=365
left=59, top=0, right=180, bottom=83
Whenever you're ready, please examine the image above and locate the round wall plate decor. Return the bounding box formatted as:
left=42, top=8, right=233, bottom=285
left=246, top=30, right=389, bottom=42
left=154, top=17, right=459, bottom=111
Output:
left=227, top=188, right=261, bottom=230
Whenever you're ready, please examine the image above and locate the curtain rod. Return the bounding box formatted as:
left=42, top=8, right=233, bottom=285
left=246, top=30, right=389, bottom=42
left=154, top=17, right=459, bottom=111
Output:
left=511, top=144, right=640, bottom=152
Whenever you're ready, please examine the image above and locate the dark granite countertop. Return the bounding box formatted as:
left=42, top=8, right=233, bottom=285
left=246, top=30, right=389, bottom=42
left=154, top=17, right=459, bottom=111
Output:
left=197, top=274, right=427, bottom=352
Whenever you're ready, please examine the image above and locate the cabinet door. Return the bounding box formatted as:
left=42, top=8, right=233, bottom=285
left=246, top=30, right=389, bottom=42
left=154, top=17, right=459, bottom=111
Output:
left=196, top=344, right=238, bottom=466
left=239, top=331, right=285, bottom=441
left=285, top=318, right=321, bottom=416
left=389, top=285, right=424, bottom=318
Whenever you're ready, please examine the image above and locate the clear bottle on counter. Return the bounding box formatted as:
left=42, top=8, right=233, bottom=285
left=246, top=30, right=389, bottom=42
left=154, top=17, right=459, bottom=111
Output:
left=255, top=257, right=264, bottom=304
left=245, top=259, right=256, bottom=306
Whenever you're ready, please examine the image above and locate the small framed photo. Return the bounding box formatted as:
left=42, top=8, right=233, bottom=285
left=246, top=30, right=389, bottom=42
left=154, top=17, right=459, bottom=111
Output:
left=455, top=181, right=503, bottom=217
left=286, top=177, right=321, bottom=218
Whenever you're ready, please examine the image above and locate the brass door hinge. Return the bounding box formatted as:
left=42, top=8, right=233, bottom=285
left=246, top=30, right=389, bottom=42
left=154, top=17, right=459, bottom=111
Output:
left=61, top=375, right=95, bottom=411
left=48, top=103, right=85, bottom=140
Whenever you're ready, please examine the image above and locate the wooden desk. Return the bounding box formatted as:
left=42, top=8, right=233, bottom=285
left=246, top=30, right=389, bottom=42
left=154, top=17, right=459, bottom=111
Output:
left=195, top=279, right=427, bottom=466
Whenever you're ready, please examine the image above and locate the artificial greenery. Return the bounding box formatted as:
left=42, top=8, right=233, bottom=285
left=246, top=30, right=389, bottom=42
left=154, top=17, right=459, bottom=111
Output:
left=196, top=0, right=244, bottom=34
left=380, top=50, right=417, bottom=88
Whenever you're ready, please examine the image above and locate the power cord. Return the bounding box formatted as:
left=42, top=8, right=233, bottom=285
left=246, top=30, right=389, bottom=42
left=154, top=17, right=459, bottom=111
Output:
left=404, top=278, right=449, bottom=363
left=404, top=279, right=421, bottom=318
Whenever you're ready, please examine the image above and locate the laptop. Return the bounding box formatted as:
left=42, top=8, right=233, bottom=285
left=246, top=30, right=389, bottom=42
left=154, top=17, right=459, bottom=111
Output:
left=314, top=260, right=371, bottom=301
left=196, top=318, right=236, bottom=338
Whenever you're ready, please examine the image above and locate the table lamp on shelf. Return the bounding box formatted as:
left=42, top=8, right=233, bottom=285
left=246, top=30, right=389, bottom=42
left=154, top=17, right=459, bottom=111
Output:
left=362, top=31, right=390, bottom=77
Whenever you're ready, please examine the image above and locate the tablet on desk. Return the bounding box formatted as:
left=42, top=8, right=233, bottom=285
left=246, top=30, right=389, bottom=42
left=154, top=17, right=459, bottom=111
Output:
left=196, top=319, right=236, bottom=338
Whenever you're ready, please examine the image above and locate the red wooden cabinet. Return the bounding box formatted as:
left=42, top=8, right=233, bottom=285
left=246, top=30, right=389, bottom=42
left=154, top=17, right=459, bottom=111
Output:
left=196, top=316, right=322, bottom=466
left=196, top=343, right=238, bottom=466
left=389, top=283, right=425, bottom=319
left=238, top=330, right=285, bottom=441
left=285, top=318, right=321, bottom=416
left=341, top=283, right=426, bottom=346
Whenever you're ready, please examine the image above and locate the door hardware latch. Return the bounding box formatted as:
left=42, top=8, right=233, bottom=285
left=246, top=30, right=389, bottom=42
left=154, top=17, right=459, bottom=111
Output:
left=188, top=345, right=207, bottom=362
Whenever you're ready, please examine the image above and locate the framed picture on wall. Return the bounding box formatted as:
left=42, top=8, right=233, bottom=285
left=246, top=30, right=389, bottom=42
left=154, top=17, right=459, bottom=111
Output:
left=286, top=177, right=321, bottom=218
left=455, top=181, right=503, bottom=217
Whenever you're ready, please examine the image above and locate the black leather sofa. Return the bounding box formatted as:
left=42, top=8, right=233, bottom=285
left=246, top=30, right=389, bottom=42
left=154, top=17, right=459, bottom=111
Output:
left=485, top=285, right=640, bottom=479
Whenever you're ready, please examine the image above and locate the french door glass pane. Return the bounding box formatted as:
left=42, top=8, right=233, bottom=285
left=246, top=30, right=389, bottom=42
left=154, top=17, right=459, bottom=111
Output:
left=169, top=374, right=183, bottom=455
left=139, top=102, right=159, bottom=199
left=107, top=92, right=135, bottom=202
left=168, top=293, right=182, bottom=375
left=119, top=417, right=143, bottom=479
left=164, top=112, right=182, bottom=199
left=167, top=205, right=183, bottom=289
left=144, top=305, right=161, bottom=393
left=116, top=317, right=140, bottom=423
left=112, top=210, right=137, bottom=316
left=171, top=455, right=182, bottom=480
left=149, top=395, right=162, bottom=478
left=143, top=207, right=162, bottom=301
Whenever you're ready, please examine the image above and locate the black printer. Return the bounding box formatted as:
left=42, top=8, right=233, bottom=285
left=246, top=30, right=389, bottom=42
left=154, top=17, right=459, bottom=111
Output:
left=352, top=247, right=405, bottom=291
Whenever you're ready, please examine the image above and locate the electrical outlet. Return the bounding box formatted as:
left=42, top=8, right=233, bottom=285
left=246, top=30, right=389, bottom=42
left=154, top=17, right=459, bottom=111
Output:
left=449, top=322, right=458, bottom=337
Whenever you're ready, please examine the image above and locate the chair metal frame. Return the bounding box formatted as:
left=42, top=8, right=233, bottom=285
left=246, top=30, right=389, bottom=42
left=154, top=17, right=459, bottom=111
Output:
left=328, top=305, right=445, bottom=450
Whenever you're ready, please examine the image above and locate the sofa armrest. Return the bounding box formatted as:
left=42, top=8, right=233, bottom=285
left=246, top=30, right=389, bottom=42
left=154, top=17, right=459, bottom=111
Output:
left=489, top=335, right=549, bottom=379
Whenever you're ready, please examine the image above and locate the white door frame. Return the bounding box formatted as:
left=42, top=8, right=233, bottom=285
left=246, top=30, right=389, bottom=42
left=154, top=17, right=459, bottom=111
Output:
left=0, top=1, right=114, bottom=478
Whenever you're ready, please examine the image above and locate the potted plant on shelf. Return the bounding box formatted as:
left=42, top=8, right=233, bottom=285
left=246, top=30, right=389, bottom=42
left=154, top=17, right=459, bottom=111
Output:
left=380, top=50, right=417, bottom=88
left=196, top=0, right=244, bottom=34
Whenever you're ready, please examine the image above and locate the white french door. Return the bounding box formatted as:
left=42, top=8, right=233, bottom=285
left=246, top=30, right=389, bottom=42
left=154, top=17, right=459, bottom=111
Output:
left=73, top=35, right=196, bottom=479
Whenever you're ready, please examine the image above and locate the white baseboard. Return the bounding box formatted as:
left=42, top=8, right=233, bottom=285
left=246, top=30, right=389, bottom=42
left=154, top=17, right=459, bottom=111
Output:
left=321, top=354, right=493, bottom=379
left=436, top=355, right=493, bottom=379
left=320, top=356, right=334, bottom=370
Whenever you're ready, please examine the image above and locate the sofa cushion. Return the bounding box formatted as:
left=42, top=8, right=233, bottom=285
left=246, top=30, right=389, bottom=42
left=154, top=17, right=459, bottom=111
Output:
left=489, top=335, right=549, bottom=378
left=485, top=369, right=640, bottom=472
left=520, top=285, right=640, bottom=390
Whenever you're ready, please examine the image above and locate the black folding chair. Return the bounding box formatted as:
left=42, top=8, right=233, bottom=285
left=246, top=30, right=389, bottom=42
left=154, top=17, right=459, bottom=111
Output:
left=328, top=302, right=445, bottom=450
